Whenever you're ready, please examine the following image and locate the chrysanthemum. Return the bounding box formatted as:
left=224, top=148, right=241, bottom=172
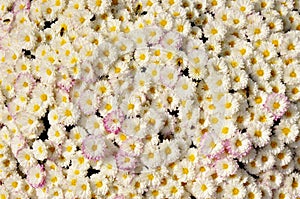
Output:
left=224, top=179, right=246, bottom=199
left=255, top=148, right=275, bottom=172
left=200, top=131, right=224, bottom=158
left=120, top=137, right=143, bottom=157
left=156, top=12, right=173, bottom=30
left=79, top=89, right=98, bottom=115
left=115, top=150, right=137, bottom=171
left=159, top=139, right=180, bottom=165
left=174, top=76, right=196, bottom=99
left=247, top=124, right=271, bottom=148
left=89, top=173, right=109, bottom=196
left=264, top=93, right=289, bottom=120
left=275, top=120, right=299, bottom=144
left=246, top=20, right=269, bottom=41
left=47, top=124, right=66, bottom=144
left=32, top=139, right=48, bottom=161
left=140, top=145, right=162, bottom=168
left=97, top=41, right=119, bottom=67
left=58, top=102, right=81, bottom=126
left=16, top=147, right=37, bottom=170
left=159, top=66, right=179, bottom=88
left=103, top=109, right=124, bottom=134
left=215, top=157, right=238, bottom=178
left=261, top=170, right=283, bottom=189
left=3, top=173, right=24, bottom=193
left=226, top=132, right=252, bottom=158
left=191, top=176, right=216, bottom=199
left=203, top=20, right=226, bottom=41
left=26, top=164, right=46, bottom=188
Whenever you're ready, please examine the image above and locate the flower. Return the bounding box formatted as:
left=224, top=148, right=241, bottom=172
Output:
left=82, top=134, right=107, bottom=160
left=115, top=150, right=137, bottom=171
left=103, top=109, right=124, bottom=134
left=191, top=176, right=216, bottom=199
left=26, top=164, right=46, bottom=188
left=264, top=93, right=289, bottom=120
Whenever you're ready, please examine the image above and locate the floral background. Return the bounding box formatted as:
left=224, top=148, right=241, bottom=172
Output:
left=0, top=0, right=300, bottom=198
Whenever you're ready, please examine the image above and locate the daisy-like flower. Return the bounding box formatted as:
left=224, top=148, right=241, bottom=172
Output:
left=275, top=120, right=299, bottom=144
left=97, top=41, right=119, bottom=67
left=120, top=137, right=143, bottom=157
left=159, top=139, right=180, bottom=165
left=103, top=109, right=124, bottom=134
left=255, top=148, right=275, bottom=172
left=89, top=173, right=109, bottom=196
left=58, top=102, right=81, bottom=126
left=159, top=65, right=180, bottom=88
left=3, top=173, right=24, bottom=193
left=203, top=20, right=227, bottom=41
left=246, top=19, right=269, bottom=41
left=200, top=131, right=224, bottom=158
left=215, top=158, right=238, bottom=178
left=224, top=179, right=247, bottom=199
left=115, top=150, right=137, bottom=171
left=26, top=164, right=46, bottom=188
left=261, top=170, right=283, bottom=189
left=32, top=139, right=48, bottom=161
left=140, top=145, right=162, bottom=169
left=14, top=72, right=35, bottom=95
left=226, top=132, right=252, bottom=158
left=247, top=124, right=271, bottom=148
left=173, top=159, right=195, bottom=183
left=160, top=31, right=182, bottom=50
left=82, top=134, right=106, bottom=161
left=79, top=89, right=98, bottom=115
left=191, top=176, right=216, bottom=199
left=174, top=76, right=196, bottom=99
left=264, top=93, right=289, bottom=120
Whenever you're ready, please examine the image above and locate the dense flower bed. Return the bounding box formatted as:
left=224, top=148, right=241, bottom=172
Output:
left=0, top=0, right=300, bottom=198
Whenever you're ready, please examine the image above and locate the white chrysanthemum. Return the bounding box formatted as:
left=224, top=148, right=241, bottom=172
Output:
left=203, top=20, right=227, bottom=41
left=97, top=41, right=119, bottom=66
left=215, top=93, right=240, bottom=116
left=16, top=148, right=37, bottom=170
left=247, top=124, right=271, bottom=148
left=140, top=145, right=162, bottom=169
left=159, top=66, right=179, bottom=88
left=159, top=139, right=180, bottom=165
left=283, top=63, right=300, bottom=85
left=58, top=102, right=81, bottom=126
left=4, top=174, right=23, bottom=192
left=224, top=179, right=247, bottom=199
left=192, top=177, right=216, bottom=199
left=246, top=20, right=269, bottom=41
left=48, top=124, right=66, bottom=144
left=215, top=158, right=238, bottom=178
left=79, top=89, right=98, bottom=115
left=32, top=139, right=48, bottom=161
left=156, top=12, right=173, bottom=30
left=255, top=148, right=275, bottom=172
left=174, top=76, right=196, bottom=99
left=89, top=173, right=109, bottom=196
left=173, top=159, right=195, bottom=183
left=275, top=120, right=299, bottom=144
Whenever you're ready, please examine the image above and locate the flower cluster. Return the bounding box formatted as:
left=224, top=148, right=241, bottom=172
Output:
left=0, top=0, right=300, bottom=198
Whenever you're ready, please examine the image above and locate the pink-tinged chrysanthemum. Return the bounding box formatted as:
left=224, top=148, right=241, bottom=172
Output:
left=115, top=150, right=137, bottom=171
left=82, top=134, right=106, bottom=160
left=264, top=93, right=289, bottom=120
left=14, top=72, right=36, bottom=95
left=103, top=109, right=124, bottom=134
left=26, top=164, right=46, bottom=188
left=199, top=131, right=224, bottom=159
